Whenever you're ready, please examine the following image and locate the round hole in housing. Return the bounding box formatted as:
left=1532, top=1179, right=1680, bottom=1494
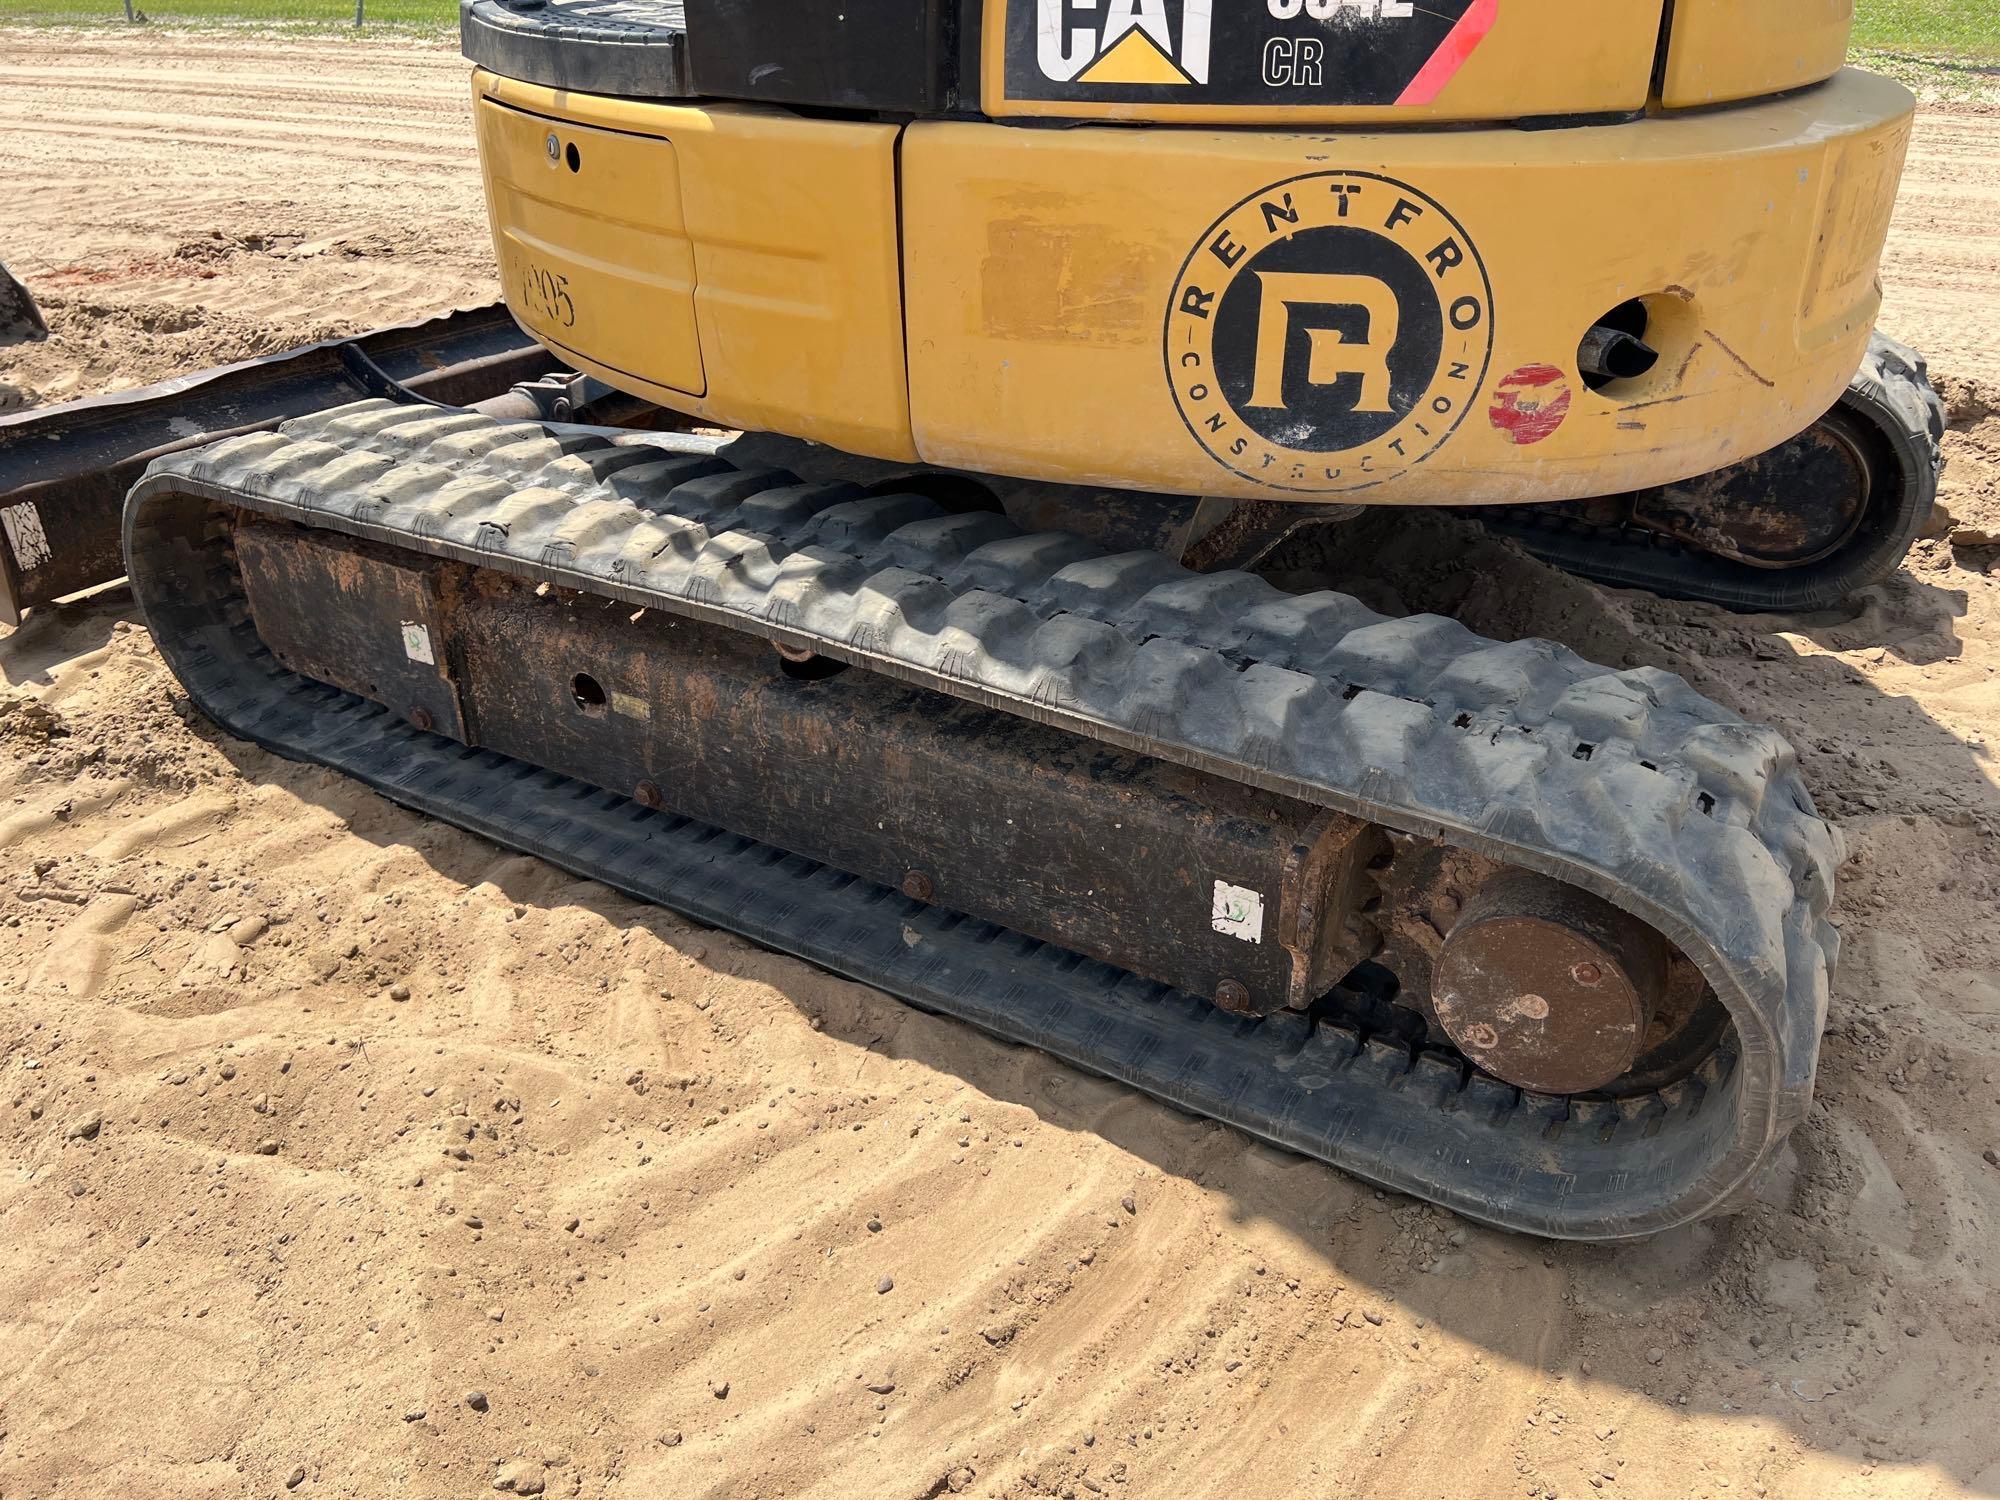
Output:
left=570, top=671, right=607, bottom=709
left=1577, top=298, right=1659, bottom=391
left=1578, top=290, right=1700, bottom=402
left=565, top=142, right=581, bottom=173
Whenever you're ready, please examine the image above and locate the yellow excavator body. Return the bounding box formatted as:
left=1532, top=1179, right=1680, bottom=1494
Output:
left=470, top=40, right=1910, bottom=506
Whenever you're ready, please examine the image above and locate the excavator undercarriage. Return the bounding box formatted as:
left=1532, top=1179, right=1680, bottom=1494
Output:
left=0, top=0, right=1951, bottom=1236
left=126, top=399, right=1841, bottom=1238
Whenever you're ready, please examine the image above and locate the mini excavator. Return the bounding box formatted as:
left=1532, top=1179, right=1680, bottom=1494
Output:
left=112, top=0, right=1945, bottom=1237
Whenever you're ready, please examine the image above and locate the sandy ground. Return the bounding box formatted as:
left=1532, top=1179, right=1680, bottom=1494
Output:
left=4, top=30, right=2000, bottom=1500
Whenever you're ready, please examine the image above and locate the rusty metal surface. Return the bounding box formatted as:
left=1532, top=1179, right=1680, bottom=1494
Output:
left=234, top=523, right=470, bottom=744
left=0, top=303, right=553, bottom=623
left=231, top=522, right=1379, bottom=1014
left=1369, top=832, right=1723, bottom=1095
left=1432, top=870, right=1670, bottom=1095
left=1275, top=812, right=1385, bottom=1011
left=1627, top=408, right=1874, bottom=568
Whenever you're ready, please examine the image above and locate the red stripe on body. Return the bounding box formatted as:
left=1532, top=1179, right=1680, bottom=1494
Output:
left=1394, top=0, right=1500, bottom=107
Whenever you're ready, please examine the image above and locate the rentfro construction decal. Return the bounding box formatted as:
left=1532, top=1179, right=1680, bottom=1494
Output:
left=1165, top=172, right=1495, bottom=494
left=1010, top=0, right=1499, bottom=106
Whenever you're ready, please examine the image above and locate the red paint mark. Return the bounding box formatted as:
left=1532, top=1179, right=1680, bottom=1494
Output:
left=1489, top=364, right=1572, bottom=446
left=1395, top=0, right=1501, bottom=107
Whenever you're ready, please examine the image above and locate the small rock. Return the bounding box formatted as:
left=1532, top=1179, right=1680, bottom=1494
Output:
left=285, top=1467, right=306, bottom=1489
left=660, top=1431, right=683, bottom=1447
left=403, top=1408, right=427, bottom=1423
left=1362, top=1309, right=1384, bottom=1326
left=1120, top=1194, right=1137, bottom=1216
left=867, top=1380, right=895, bottom=1395
left=1646, top=1347, right=1665, bottom=1365
left=1225, top=1360, right=1242, bottom=1372
left=1983, top=1149, right=1998, bottom=1167
left=465, top=1216, right=484, bottom=1230
left=710, top=1379, right=730, bottom=1399
left=389, top=983, right=411, bottom=1002
left=228, top=915, right=269, bottom=947
left=218, top=1062, right=236, bottom=1081
left=1595, top=1425, right=1615, bottom=1441
left=466, top=1390, right=490, bottom=1413
left=866, top=1217, right=882, bottom=1233
left=64, top=1112, right=102, bottom=1141
left=1904, top=1324, right=1921, bottom=1338
left=486, top=1306, right=505, bottom=1322
left=255, top=1138, right=280, bottom=1156
left=877, top=1275, right=894, bottom=1295
left=493, top=1458, right=545, bottom=1494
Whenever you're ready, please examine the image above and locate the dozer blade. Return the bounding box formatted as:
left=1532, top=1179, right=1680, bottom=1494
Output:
left=0, top=304, right=555, bottom=623
left=0, top=262, right=48, bottom=349
left=125, top=400, right=1841, bottom=1240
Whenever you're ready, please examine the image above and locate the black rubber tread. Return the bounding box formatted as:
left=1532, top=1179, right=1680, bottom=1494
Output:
left=126, top=401, right=1842, bottom=1238
left=461, top=0, right=689, bottom=98
left=460, top=0, right=950, bottom=114
left=1488, top=332, right=1948, bottom=612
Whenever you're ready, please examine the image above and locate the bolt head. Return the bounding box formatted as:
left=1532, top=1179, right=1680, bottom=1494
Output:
left=634, top=780, right=664, bottom=810
left=408, top=706, right=434, bottom=733
left=901, top=870, right=934, bottom=903
left=1570, top=961, right=1604, bottom=986
left=1214, top=979, right=1253, bottom=1014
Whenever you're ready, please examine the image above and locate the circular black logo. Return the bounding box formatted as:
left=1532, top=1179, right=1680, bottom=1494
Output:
left=1166, top=172, right=1495, bottom=493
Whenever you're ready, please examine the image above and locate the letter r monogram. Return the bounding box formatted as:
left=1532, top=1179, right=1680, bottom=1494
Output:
left=1246, top=272, right=1399, bottom=413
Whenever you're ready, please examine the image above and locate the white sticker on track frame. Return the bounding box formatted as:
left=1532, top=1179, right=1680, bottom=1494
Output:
left=1211, top=879, right=1265, bottom=944
left=1, top=502, right=52, bottom=571
left=400, top=621, right=435, bottom=665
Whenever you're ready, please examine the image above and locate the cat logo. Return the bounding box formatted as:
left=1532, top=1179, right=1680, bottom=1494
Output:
left=1004, top=0, right=1495, bottom=111
left=1036, top=0, right=1213, bottom=86
left=1165, top=171, right=1494, bottom=494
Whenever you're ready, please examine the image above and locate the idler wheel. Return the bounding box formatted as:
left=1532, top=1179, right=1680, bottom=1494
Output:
left=1432, top=870, right=1670, bottom=1095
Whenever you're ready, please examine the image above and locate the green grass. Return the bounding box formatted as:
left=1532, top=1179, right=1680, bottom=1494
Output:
left=1853, top=0, right=2000, bottom=58
left=0, top=0, right=456, bottom=28
left=1852, top=0, right=2000, bottom=103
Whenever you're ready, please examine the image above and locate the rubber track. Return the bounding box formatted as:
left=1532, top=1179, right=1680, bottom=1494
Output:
left=1487, top=332, right=1947, bottom=612
left=126, top=401, right=1841, bottom=1238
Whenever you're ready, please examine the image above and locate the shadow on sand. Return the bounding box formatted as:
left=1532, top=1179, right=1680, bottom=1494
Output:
left=16, top=504, right=1997, bottom=1493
